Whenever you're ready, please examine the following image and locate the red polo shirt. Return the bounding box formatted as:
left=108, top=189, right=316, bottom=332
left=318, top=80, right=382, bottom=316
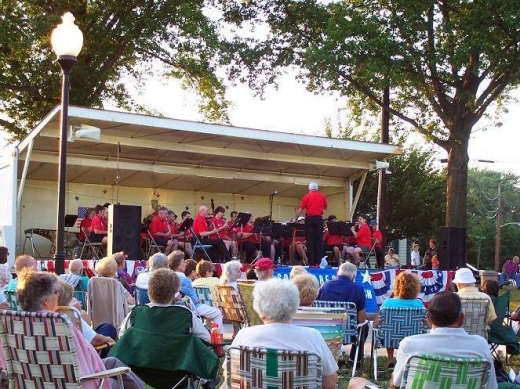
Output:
left=149, top=215, right=168, bottom=238
left=356, top=224, right=372, bottom=249
left=299, top=191, right=327, bottom=216
left=89, top=215, right=107, bottom=233
left=193, top=215, right=209, bottom=236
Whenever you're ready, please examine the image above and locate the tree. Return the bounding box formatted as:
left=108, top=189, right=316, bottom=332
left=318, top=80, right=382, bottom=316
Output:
left=466, top=168, right=520, bottom=268
left=220, top=0, right=520, bottom=229
left=0, top=1, right=231, bottom=139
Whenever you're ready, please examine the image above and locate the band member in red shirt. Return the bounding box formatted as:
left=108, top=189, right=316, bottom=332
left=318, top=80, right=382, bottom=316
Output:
left=210, top=206, right=237, bottom=258
left=345, top=214, right=372, bottom=265
left=323, top=215, right=346, bottom=265
left=296, top=182, right=328, bottom=266
left=79, top=208, right=95, bottom=242
left=88, top=205, right=108, bottom=244
left=289, top=216, right=308, bottom=264
left=149, top=207, right=177, bottom=254
left=168, top=210, right=192, bottom=257
left=193, top=205, right=231, bottom=262
left=370, top=220, right=384, bottom=268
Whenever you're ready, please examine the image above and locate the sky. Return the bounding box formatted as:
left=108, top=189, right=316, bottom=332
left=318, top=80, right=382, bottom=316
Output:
left=2, top=71, right=520, bottom=176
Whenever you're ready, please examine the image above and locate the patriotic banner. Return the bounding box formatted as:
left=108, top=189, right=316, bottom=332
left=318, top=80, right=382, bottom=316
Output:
left=370, top=269, right=454, bottom=306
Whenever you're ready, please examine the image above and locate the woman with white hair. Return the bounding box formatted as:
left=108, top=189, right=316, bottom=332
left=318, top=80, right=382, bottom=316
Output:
left=135, top=252, right=168, bottom=289
left=224, top=278, right=338, bottom=389
left=219, top=260, right=242, bottom=290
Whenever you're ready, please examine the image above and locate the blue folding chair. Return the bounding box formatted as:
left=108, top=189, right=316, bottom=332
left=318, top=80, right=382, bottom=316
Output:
left=371, top=307, right=428, bottom=380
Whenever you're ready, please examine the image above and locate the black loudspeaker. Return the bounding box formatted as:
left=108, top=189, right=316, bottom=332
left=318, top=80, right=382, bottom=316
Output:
left=108, top=204, right=142, bottom=261
left=438, top=226, right=466, bottom=270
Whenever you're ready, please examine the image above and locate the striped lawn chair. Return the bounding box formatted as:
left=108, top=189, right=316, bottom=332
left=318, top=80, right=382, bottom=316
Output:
left=400, top=354, right=491, bottom=389
left=0, top=310, right=128, bottom=388
left=194, top=286, right=215, bottom=307
left=292, top=307, right=346, bottom=361
left=212, top=285, right=249, bottom=338
left=226, top=346, right=322, bottom=389
left=459, top=297, right=490, bottom=340
left=371, top=307, right=428, bottom=381
left=313, top=300, right=368, bottom=377
left=237, top=282, right=263, bottom=326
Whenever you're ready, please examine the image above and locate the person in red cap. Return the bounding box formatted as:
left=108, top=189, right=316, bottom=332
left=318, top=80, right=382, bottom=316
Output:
left=254, top=258, right=275, bottom=281
left=296, top=182, right=327, bottom=266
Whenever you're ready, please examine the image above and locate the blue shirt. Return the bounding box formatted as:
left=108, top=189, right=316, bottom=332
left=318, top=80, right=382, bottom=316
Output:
left=380, top=297, right=424, bottom=309
left=176, top=272, right=200, bottom=307
left=317, top=275, right=366, bottom=312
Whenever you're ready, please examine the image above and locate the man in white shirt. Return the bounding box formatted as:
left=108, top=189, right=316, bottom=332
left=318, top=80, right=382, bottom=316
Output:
left=349, top=291, right=497, bottom=389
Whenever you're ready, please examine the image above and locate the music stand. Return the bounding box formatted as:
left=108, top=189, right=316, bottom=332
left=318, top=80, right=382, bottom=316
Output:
left=65, top=215, right=78, bottom=228
left=178, top=217, right=194, bottom=233
left=232, top=212, right=251, bottom=228
left=272, top=223, right=292, bottom=239
left=253, top=217, right=273, bottom=234
left=328, top=221, right=353, bottom=236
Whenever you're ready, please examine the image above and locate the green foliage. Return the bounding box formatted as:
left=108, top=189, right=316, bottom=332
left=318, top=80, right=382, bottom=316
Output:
left=355, top=146, right=446, bottom=245
left=466, top=169, right=520, bottom=268
left=0, top=0, right=232, bottom=139
left=220, top=0, right=520, bottom=227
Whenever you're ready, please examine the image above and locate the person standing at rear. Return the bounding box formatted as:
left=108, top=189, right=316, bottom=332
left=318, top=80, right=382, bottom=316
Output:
left=297, top=182, right=327, bottom=266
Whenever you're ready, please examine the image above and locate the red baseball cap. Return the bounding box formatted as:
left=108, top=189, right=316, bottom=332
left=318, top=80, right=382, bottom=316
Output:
left=255, top=258, right=275, bottom=271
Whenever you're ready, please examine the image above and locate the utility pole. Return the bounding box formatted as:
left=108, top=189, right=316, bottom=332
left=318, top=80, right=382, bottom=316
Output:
left=377, top=85, right=390, bottom=248
left=494, top=182, right=502, bottom=271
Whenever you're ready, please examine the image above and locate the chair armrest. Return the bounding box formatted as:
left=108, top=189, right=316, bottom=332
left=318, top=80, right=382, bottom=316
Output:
left=94, top=339, right=116, bottom=351
left=79, top=366, right=130, bottom=382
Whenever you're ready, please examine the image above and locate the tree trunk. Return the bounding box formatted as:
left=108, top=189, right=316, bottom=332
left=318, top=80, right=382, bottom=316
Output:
left=445, top=140, right=469, bottom=228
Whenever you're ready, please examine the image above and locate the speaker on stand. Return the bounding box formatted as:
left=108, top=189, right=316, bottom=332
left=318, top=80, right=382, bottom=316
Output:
left=108, top=204, right=142, bottom=261
left=438, top=226, right=466, bottom=271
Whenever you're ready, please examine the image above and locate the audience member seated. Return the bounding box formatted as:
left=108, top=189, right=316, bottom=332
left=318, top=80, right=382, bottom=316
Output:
left=384, top=248, right=400, bottom=269
left=317, top=262, right=367, bottom=366
left=192, top=260, right=220, bottom=288
left=499, top=256, right=520, bottom=286
left=96, top=257, right=135, bottom=306
left=59, top=258, right=89, bottom=292
left=254, top=258, right=275, bottom=281
left=16, top=269, right=145, bottom=389
left=453, top=267, right=496, bottom=324
left=168, top=250, right=224, bottom=333
left=372, top=272, right=424, bottom=370
left=289, top=265, right=308, bottom=280
left=245, top=267, right=258, bottom=280
left=119, top=268, right=210, bottom=342
left=183, top=259, right=199, bottom=283
left=7, top=255, right=37, bottom=292
left=223, top=278, right=338, bottom=389
left=113, top=251, right=134, bottom=295
left=291, top=273, right=319, bottom=307
left=348, top=291, right=497, bottom=389
left=135, top=253, right=168, bottom=289
left=0, top=246, right=12, bottom=290
left=219, top=260, right=242, bottom=290
left=56, top=279, right=116, bottom=353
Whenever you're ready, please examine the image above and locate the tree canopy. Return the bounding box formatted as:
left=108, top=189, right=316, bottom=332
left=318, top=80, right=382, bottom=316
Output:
left=0, top=1, right=231, bottom=139
left=220, top=0, right=520, bottom=229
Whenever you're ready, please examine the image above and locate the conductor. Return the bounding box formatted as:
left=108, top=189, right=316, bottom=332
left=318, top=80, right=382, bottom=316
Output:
left=297, top=182, right=327, bottom=266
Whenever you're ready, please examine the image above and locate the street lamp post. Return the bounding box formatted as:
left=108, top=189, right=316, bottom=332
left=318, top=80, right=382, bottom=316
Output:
left=51, top=12, right=83, bottom=275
